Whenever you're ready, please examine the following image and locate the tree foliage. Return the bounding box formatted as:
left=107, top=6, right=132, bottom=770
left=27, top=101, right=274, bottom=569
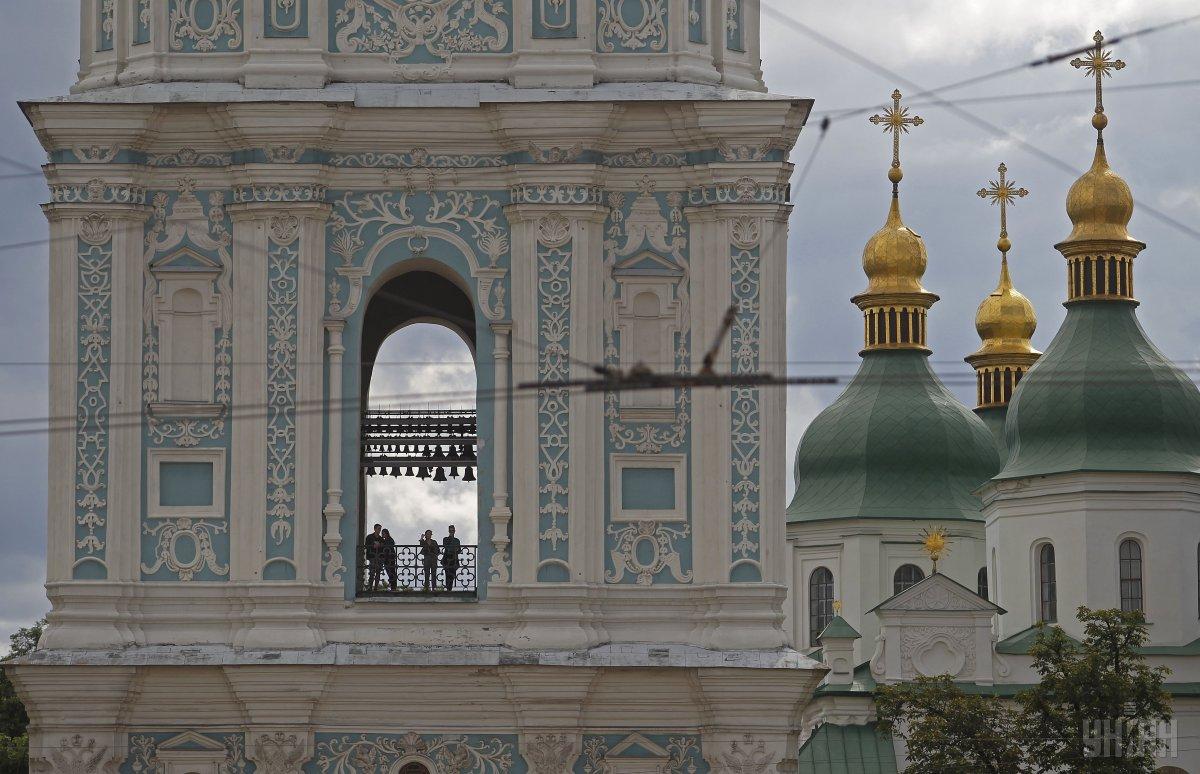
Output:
left=876, top=675, right=1029, bottom=773
left=876, top=607, right=1173, bottom=773
left=1020, top=607, right=1172, bottom=772
left=0, top=618, right=44, bottom=773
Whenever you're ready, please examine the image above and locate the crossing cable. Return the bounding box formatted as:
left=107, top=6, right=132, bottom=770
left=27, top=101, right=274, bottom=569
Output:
left=764, top=0, right=1200, bottom=241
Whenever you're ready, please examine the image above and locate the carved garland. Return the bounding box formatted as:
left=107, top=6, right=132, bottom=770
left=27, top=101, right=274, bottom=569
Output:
left=729, top=217, right=762, bottom=580
left=536, top=215, right=572, bottom=576
left=75, top=216, right=114, bottom=571
left=265, top=216, right=301, bottom=565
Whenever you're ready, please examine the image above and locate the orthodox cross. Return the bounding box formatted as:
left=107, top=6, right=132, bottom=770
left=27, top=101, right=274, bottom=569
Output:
left=977, top=163, right=1029, bottom=256
left=1070, top=30, right=1125, bottom=137
left=869, top=89, right=924, bottom=193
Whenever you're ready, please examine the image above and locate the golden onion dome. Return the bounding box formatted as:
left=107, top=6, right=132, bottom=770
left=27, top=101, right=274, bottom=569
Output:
left=1063, top=140, right=1135, bottom=243
left=860, top=196, right=931, bottom=296
left=972, top=257, right=1038, bottom=357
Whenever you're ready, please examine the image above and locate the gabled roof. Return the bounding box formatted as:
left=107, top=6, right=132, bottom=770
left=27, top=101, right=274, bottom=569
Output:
left=797, top=722, right=898, bottom=774
left=867, top=571, right=1005, bottom=615
left=819, top=616, right=861, bottom=641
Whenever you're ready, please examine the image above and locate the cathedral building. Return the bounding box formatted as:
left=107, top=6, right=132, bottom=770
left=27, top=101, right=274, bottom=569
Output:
left=9, top=3, right=1200, bottom=772
left=787, top=35, right=1200, bottom=772
left=10, top=2, right=821, bottom=772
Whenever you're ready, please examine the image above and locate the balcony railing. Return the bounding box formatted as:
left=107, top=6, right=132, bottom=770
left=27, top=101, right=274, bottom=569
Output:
left=362, top=409, right=478, bottom=482
left=357, top=544, right=478, bottom=597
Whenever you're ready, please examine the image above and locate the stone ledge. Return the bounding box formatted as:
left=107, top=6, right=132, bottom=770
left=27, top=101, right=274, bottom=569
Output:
left=27, top=81, right=803, bottom=107
left=15, top=642, right=823, bottom=671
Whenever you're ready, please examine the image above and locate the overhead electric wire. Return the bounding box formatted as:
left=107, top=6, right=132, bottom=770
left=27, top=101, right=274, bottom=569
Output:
left=765, top=1, right=1200, bottom=241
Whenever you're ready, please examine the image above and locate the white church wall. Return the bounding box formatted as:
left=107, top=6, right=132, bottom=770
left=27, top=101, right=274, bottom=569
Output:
left=985, top=472, right=1200, bottom=646
left=786, top=518, right=986, bottom=664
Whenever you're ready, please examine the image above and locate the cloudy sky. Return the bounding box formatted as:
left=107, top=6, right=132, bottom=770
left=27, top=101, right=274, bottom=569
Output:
left=0, top=1, right=1198, bottom=641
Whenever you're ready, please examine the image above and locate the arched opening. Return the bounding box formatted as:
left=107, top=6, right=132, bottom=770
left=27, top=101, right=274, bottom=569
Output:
left=1119, top=538, right=1144, bottom=613
left=893, top=564, right=925, bottom=595
left=398, top=764, right=432, bottom=774
left=808, top=567, right=834, bottom=647
left=977, top=566, right=988, bottom=601
left=1038, top=543, right=1057, bottom=623
left=357, top=270, right=479, bottom=597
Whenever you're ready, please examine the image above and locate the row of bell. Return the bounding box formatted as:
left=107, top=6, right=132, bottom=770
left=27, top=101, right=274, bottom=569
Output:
left=364, top=444, right=476, bottom=461
left=366, top=465, right=476, bottom=482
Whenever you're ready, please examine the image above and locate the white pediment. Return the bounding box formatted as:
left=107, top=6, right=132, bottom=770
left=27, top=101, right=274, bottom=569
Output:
left=872, top=572, right=1003, bottom=615
left=607, top=732, right=670, bottom=759
left=156, top=730, right=228, bottom=752
left=614, top=250, right=685, bottom=277
left=150, top=245, right=223, bottom=275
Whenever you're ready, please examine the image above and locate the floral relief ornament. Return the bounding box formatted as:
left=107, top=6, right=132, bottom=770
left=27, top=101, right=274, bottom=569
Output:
left=34, top=735, right=111, bottom=774
left=170, top=0, right=244, bottom=52
left=606, top=520, right=693, bottom=584
left=717, top=735, right=773, bottom=774
left=252, top=732, right=309, bottom=774
left=597, top=0, right=667, bottom=52
left=333, top=0, right=511, bottom=61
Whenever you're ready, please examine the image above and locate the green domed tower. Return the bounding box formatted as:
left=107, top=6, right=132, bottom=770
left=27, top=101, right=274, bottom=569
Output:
left=785, top=91, right=999, bottom=654
left=986, top=33, right=1200, bottom=648
left=965, top=163, right=1040, bottom=463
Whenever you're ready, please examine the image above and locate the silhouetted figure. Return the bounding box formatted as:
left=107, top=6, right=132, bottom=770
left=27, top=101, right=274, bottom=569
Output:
left=419, top=529, right=439, bottom=592
left=442, top=524, right=462, bottom=591
left=380, top=528, right=398, bottom=591
left=364, top=523, right=385, bottom=591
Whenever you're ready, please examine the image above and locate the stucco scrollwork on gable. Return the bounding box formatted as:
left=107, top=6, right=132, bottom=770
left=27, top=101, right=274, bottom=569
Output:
left=332, top=0, right=512, bottom=61
left=900, top=626, right=976, bottom=680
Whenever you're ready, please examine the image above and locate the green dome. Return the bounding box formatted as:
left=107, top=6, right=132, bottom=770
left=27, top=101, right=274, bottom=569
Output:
left=1000, top=302, right=1200, bottom=479
left=787, top=350, right=1001, bottom=522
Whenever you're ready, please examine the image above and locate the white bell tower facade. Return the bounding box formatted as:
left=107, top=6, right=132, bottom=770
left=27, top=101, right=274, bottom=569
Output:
left=11, top=2, right=822, bottom=773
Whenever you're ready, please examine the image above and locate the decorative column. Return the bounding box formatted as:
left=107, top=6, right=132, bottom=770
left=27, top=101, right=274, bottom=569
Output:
left=41, top=179, right=150, bottom=649
left=488, top=321, right=514, bottom=583
left=228, top=189, right=328, bottom=649
left=321, top=319, right=348, bottom=584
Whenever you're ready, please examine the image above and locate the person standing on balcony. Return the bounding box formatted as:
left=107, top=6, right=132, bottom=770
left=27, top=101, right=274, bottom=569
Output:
left=442, top=524, right=462, bottom=591
left=364, top=523, right=385, bottom=591
left=380, top=528, right=398, bottom=591
left=419, top=529, right=440, bottom=591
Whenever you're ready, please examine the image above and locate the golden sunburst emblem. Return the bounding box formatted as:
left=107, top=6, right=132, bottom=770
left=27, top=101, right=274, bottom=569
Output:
left=919, top=526, right=951, bottom=574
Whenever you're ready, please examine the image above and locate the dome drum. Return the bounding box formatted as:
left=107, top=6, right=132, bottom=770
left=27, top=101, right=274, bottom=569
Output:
left=1054, top=241, right=1146, bottom=303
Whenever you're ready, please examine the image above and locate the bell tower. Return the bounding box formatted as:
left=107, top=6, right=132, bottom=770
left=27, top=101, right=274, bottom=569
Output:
left=12, top=2, right=822, bottom=772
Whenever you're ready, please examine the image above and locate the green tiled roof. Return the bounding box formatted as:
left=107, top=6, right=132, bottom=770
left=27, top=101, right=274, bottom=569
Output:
left=1000, top=302, right=1200, bottom=479
left=797, top=722, right=898, bottom=774
left=787, top=350, right=1000, bottom=522
left=819, top=616, right=861, bottom=641
left=994, top=625, right=1081, bottom=655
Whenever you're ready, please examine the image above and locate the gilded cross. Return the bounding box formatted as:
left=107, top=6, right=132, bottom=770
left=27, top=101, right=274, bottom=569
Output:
left=1070, top=30, right=1125, bottom=134
left=869, top=89, right=924, bottom=190
left=977, top=163, right=1028, bottom=254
